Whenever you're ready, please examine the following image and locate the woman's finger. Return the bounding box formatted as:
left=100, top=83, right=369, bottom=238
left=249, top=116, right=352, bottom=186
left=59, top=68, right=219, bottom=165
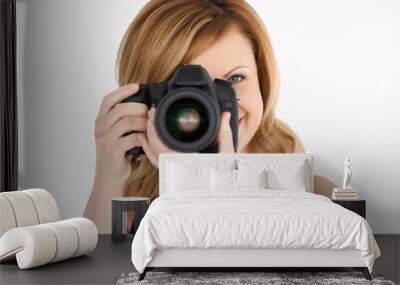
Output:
left=217, top=112, right=234, bottom=153
left=108, top=116, right=147, bottom=140
left=148, top=106, right=155, bottom=123
left=115, top=132, right=141, bottom=154
left=137, top=133, right=159, bottom=167
left=95, top=102, right=148, bottom=138
left=97, top=83, right=139, bottom=118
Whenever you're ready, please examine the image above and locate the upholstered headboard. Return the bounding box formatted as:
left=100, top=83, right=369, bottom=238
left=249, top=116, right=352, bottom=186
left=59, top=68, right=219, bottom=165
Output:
left=159, top=153, right=314, bottom=195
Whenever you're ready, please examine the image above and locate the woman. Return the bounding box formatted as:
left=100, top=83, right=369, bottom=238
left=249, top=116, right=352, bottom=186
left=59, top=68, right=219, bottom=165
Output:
left=84, top=0, right=305, bottom=233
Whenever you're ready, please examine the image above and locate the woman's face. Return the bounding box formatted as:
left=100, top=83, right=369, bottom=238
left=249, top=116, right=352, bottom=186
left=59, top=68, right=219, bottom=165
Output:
left=188, top=25, right=264, bottom=153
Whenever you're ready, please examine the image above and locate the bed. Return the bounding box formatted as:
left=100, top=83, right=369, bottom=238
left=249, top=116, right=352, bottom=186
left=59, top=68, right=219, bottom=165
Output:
left=130, top=153, right=381, bottom=281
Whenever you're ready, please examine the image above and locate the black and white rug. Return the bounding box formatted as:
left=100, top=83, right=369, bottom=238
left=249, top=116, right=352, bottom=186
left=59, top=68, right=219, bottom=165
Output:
left=116, top=271, right=396, bottom=285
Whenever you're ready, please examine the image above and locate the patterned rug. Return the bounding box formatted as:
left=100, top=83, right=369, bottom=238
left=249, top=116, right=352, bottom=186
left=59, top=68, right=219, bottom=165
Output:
left=116, top=271, right=396, bottom=285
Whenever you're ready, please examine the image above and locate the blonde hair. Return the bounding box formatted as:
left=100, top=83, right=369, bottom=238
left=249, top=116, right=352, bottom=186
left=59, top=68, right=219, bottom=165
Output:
left=117, top=0, right=298, bottom=201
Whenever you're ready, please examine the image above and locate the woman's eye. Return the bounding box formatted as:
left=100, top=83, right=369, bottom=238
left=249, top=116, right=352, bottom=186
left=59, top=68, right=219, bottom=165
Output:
left=228, top=74, right=245, bottom=85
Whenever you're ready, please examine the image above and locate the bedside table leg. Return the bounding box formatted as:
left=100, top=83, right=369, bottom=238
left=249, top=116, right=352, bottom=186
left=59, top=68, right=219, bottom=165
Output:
left=112, top=201, right=127, bottom=242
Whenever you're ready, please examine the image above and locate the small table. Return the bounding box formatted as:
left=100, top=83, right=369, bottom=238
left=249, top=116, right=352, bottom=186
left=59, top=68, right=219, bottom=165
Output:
left=332, top=199, right=366, bottom=219
left=112, top=197, right=150, bottom=242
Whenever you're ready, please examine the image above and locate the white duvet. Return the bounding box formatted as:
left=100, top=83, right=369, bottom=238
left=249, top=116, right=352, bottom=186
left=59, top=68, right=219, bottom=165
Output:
left=131, top=189, right=381, bottom=273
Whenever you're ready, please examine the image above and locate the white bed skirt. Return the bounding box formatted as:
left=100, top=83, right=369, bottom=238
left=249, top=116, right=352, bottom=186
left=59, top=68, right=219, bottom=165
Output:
left=147, top=248, right=366, bottom=268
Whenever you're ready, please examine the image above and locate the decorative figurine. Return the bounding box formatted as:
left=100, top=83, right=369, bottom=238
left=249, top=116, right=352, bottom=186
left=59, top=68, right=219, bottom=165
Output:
left=342, top=156, right=353, bottom=190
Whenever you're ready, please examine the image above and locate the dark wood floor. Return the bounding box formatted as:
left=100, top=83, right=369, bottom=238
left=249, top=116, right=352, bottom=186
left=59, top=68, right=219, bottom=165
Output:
left=0, top=235, right=398, bottom=284
left=374, top=234, right=400, bottom=284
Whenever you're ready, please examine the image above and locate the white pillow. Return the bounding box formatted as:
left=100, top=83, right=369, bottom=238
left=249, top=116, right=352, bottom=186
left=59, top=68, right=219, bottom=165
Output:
left=265, top=162, right=308, bottom=191
left=167, top=162, right=211, bottom=191
left=211, top=168, right=268, bottom=190
left=211, top=168, right=237, bottom=190
left=236, top=169, right=267, bottom=189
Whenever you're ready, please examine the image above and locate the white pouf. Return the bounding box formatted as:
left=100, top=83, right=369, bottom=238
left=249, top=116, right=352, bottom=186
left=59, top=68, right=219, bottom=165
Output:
left=0, top=189, right=98, bottom=269
left=0, top=218, right=98, bottom=269
left=0, top=196, right=17, bottom=237
left=23, top=188, right=60, bottom=224
left=1, top=191, right=40, bottom=227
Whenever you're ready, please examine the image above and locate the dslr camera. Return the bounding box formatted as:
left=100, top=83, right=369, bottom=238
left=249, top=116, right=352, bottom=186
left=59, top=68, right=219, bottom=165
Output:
left=121, top=64, right=238, bottom=156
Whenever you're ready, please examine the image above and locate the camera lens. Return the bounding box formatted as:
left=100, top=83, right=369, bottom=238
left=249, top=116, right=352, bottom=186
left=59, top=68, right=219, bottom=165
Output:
left=177, top=108, right=201, bottom=132
left=165, top=98, right=209, bottom=143
left=155, top=87, right=220, bottom=152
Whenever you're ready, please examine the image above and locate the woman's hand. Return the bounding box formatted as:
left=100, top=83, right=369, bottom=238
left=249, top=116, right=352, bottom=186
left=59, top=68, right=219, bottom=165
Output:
left=138, top=109, right=235, bottom=167
left=93, top=83, right=149, bottom=187
left=84, top=83, right=149, bottom=233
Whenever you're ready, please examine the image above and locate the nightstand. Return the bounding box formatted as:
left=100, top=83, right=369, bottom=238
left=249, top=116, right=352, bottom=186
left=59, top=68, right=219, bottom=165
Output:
left=332, top=199, right=366, bottom=219
left=111, top=197, right=150, bottom=242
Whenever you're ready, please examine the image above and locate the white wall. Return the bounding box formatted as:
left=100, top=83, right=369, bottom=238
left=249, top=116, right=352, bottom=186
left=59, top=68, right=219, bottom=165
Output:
left=16, top=0, right=400, bottom=233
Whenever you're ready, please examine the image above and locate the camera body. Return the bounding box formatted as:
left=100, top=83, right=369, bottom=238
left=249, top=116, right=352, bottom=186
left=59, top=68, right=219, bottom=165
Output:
left=121, top=64, right=238, bottom=156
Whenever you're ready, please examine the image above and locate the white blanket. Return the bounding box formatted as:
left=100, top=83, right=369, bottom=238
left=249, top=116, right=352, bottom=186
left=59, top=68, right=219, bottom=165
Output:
left=131, top=189, right=381, bottom=273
